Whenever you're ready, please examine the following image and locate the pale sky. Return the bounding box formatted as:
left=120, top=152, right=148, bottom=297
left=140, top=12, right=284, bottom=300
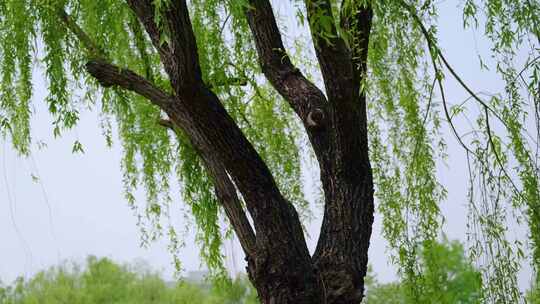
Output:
left=0, top=0, right=534, bottom=291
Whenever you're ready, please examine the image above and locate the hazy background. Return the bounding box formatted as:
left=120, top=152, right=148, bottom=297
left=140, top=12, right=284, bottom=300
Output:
left=0, top=0, right=533, bottom=289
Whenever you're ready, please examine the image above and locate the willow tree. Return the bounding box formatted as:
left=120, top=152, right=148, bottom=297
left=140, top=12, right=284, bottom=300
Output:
left=1, top=0, right=539, bottom=303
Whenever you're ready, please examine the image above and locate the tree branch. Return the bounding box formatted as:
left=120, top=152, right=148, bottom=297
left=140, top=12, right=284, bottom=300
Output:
left=244, top=0, right=329, bottom=129
left=400, top=0, right=530, bottom=206
left=86, top=58, right=260, bottom=259
left=159, top=118, right=256, bottom=256
left=86, top=60, right=173, bottom=108
left=340, top=0, right=372, bottom=83
left=304, top=0, right=356, bottom=100
left=128, top=13, right=156, bottom=82
left=58, top=8, right=173, bottom=109
left=126, top=0, right=203, bottom=94
left=204, top=157, right=257, bottom=256
left=124, top=0, right=172, bottom=62
left=126, top=1, right=304, bottom=248
left=305, top=3, right=374, bottom=302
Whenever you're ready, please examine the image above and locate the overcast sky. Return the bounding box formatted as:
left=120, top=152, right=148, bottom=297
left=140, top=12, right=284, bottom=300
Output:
left=0, top=0, right=534, bottom=289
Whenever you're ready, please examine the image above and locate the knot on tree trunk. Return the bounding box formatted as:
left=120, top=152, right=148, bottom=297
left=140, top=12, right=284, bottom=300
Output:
left=307, top=107, right=326, bottom=130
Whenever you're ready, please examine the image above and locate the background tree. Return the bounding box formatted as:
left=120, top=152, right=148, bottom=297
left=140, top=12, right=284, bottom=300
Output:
left=528, top=284, right=540, bottom=304
left=0, top=256, right=258, bottom=304
left=363, top=239, right=483, bottom=304
left=0, top=0, right=538, bottom=303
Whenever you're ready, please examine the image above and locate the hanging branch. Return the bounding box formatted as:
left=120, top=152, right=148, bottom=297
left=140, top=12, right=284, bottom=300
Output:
left=58, top=5, right=257, bottom=258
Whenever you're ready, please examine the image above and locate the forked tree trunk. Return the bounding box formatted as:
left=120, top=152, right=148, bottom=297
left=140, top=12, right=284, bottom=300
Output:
left=82, top=0, right=374, bottom=303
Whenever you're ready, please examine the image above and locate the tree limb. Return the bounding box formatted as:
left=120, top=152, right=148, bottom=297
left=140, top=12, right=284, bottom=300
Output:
left=128, top=13, right=156, bottom=82
left=124, top=0, right=172, bottom=62
left=204, top=156, right=257, bottom=256
left=340, top=0, right=372, bottom=83
left=159, top=118, right=256, bottom=256
left=85, top=58, right=260, bottom=260
left=58, top=9, right=173, bottom=109
left=305, top=3, right=374, bottom=303
left=86, top=60, right=173, bottom=108
left=304, top=0, right=356, bottom=100
left=126, top=0, right=203, bottom=94
left=244, top=0, right=329, bottom=129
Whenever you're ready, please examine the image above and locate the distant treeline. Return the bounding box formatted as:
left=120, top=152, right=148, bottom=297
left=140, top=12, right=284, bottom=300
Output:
left=0, top=256, right=258, bottom=304
left=1, top=239, right=538, bottom=303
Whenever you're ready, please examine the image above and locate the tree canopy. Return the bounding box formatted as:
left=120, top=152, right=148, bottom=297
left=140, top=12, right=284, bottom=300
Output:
left=0, top=0, right=539, bottom=302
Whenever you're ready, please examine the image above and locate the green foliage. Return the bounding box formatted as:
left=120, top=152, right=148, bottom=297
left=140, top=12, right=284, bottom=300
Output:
left=367, top=1, right=446, bottom=300
left=0, top=249, right=491, bottom=304
left=0, top=257, right=258, bottom=304
left=458, top=1, right=540, bottom=301
left=365, top=0, right=540, bottom=302
left=528, top=283, right=540, bottom=304
left=363, top=239, right=483, bottom=304
left=2, top=0, right=307, bottom=279
left=0, top=0, right=538, bottom=301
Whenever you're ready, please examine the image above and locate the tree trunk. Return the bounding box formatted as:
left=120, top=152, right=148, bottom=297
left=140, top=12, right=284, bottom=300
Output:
left=82, top=1, right=374, bottom=303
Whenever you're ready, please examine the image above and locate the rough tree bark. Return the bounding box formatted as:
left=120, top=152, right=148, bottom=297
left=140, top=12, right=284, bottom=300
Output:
left=76, top=0, right=373, bottom=303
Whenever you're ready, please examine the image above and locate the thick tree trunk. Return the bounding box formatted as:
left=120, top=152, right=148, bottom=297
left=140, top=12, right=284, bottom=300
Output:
left=164, top=90, right=326, bottom=304
left=245, top=1, right=374, bottom=303
left=81, top=1, right=374, bottom=303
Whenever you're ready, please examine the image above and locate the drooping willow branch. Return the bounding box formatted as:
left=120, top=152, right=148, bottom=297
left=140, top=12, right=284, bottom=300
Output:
left=399, top=2, right=539, bottom=299
left=57, top=7, right=257, bottom=258
left=159, top=119, right=256, bottom=255
left=397, top=0, right=529, bottom=200
left=57, top=9, right=106, bottom=60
